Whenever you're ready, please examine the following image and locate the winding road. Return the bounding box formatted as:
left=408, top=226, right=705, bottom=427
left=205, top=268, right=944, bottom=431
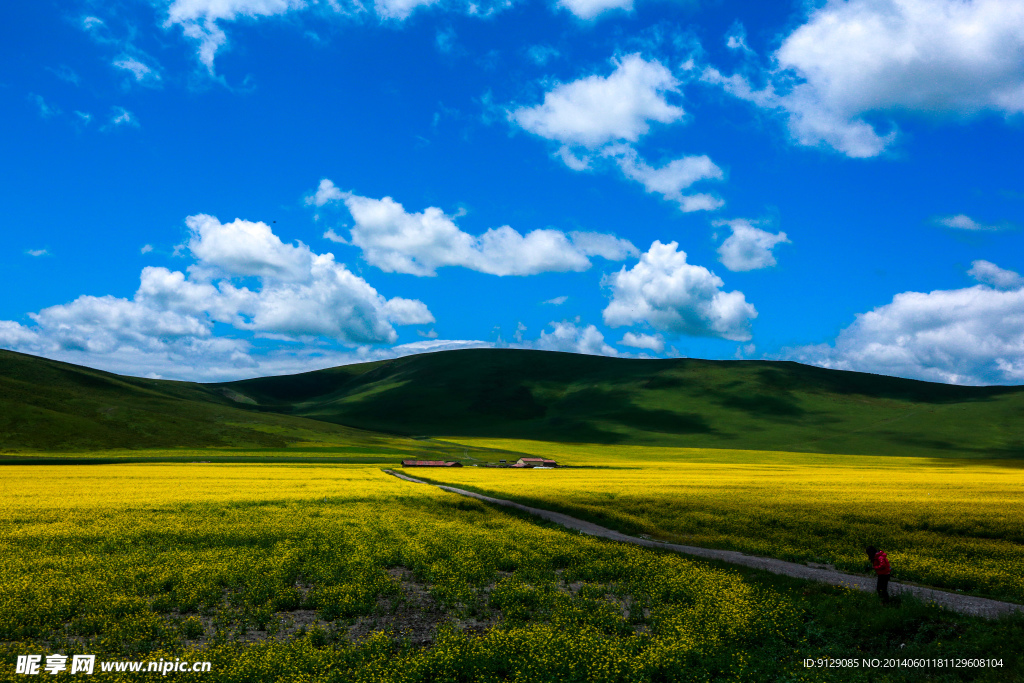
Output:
left=384, top=468, right=1024, bottom=620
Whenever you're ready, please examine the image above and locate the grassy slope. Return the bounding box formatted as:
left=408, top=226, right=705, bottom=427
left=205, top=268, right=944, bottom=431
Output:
left=6, top=347, right=1024, bottom=458
left=221, top=348, right=1024, bottom=459
left=0, top=349, right=435, bottom=453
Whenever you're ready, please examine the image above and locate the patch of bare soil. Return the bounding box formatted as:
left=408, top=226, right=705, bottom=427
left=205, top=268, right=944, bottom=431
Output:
left=345, top=568, right=451, bottom=646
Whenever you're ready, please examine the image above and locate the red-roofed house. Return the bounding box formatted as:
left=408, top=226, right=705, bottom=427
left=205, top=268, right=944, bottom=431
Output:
left=513, top=457, right=557, bottom=468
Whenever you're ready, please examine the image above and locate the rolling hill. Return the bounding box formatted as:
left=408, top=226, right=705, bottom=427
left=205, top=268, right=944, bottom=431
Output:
left=0, top=349, right=440, bottom=454
left=219, top=349, right=1024, bottom=459
left=4, top=348, right=1024, bottom=458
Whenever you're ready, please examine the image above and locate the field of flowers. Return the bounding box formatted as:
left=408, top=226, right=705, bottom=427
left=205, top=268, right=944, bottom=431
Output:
left=2, top=461, right=1021, bottom=682
left=416, top=440, right=1024, bottom=605
left=0, top=463, right=810, bottom=682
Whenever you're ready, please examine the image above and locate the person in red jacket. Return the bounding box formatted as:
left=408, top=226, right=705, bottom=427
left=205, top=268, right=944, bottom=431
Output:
left=865, top=546, right=891, bottom=603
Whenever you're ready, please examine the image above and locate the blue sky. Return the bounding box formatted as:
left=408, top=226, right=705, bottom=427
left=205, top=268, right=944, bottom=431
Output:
left=2, top=0, right=1022, bottom=384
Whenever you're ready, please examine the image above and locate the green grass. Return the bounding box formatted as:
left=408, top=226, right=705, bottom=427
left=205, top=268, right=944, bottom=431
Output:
left=7, top=348, right=1024, bottom=459
left=218, top=348, right=1024, bottom=459
left=0, top=350, right=513, bottom=460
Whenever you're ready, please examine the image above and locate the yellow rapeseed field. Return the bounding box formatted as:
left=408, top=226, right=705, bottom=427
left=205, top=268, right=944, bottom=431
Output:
left=421, top=439, right=1024, bottom=603
left=0, top=463, right=805, bottom=682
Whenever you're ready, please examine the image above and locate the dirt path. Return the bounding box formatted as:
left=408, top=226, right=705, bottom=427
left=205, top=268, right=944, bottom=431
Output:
left=384, top=469, right=1024, bottom=620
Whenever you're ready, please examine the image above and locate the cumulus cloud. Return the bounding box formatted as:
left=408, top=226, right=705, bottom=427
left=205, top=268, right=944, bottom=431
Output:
left=0, top=212, right=436, bottom=380
left=934, top=214, right=1006, bottom=231
left=322, top=188, right=635, bottom=276
left=555, top=0, right=632, bottom=20
left=968, top=260, right=1023, bottom=290
left=704, top=0, right=1024, bottom=157
left=511, top=54, right=724, bottom=211
left=790, top=275, right=1024, bottom=385
left=603, top=240, right=757, bottom=341
left=185, top=214, right=314, bottom=281
left=306, top=178, right=345, bottom=208
left=620, top=331, right=664, bottom=352
left=512, top=54, right=683, bottom=149
left=536, top=321, right=618, bottom=356
left=715, top=219, right=790, bottom=271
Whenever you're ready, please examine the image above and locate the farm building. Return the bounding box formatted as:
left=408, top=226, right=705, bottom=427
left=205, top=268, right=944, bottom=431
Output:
left=513, top=457, right=557, bottom=468
left=401, top=460, right=463, bottom=467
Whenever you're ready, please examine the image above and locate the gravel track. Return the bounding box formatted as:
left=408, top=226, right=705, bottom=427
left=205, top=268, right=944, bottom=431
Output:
left=384, top=469, right=1024, bottom=620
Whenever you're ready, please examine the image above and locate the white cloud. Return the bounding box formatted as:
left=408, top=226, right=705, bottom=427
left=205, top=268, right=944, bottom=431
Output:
left=511, top=54, right=683, bottom=149
left=536, top=321, right=618, bottom=356
left=0, top=213, right=436, bottom=380
left=141, top=244, right=154, bottom=254
left=322, top=228, right=348, bottom=243
left=0, top=321, right=42, bottom=349
left=790, top=278, right=1024, bottom=385
left=165, top=0, right=307, bottom=73
left=135, top=266, right=253, bottom=323
left=701, top=69, right=894, bottom=158
left=705, top=0, right=1024, bottom=157
left=375, top=0, right=441, bottom=20
left=165, top=0, right=511, bottom=72
left=620, top=331, right=664, bottom=352
left=107, top=107, right=139, bottom=128
left=567, top=231, right=639, bottom=260
left=331, top=190, right=635, bottom=276
left=511, top=55, right=723, bottom=212
left=306, top=178, right=345, bottom=207
left=242, top=254, right=433, bottom=340
left=184, top=214, right=314, bottom=281
left=555, top=0, right=632, bottom=20
left=607, top=144, right=724, bottom=211
left=113, top=56, right=161, bottom=84
left=603, top=240, right=757, bottom=341
left=383, top=297, right=435, bottom=325
left=935, top=214, right=1005, bottom=231
left=542, top=295, right=569, bottom=305
left=75, top=111, right=93, bottom=125
left=715, top=219, right=790, bottom=271
left=26, top=249, right=50, bottom=257
left=30, top=295, right=214, bottom=355
left=968, top=260, right=1023, bottom=290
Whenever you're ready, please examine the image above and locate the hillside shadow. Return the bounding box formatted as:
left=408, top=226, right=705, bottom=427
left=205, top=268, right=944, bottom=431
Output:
left=771, top=364, right=1024, bottom=405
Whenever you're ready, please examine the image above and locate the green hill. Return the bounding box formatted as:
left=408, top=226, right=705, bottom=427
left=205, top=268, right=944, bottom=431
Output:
left=4, top=348, right=1024, bottom=458
left=0, top=349, right=429, bottom=453
left=219, top=349, right=1024, bottom=459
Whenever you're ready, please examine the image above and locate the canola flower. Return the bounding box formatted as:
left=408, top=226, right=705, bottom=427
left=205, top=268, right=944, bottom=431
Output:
left=420, top=439, right=1024, bottom=604
left=0, top=463, right=804, bottom=682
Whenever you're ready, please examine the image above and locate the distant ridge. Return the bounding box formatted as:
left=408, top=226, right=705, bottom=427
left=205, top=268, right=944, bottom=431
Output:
left=219, top=348, right=1024, bottom=459
left=4, top=348, right=1023, bottom=458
